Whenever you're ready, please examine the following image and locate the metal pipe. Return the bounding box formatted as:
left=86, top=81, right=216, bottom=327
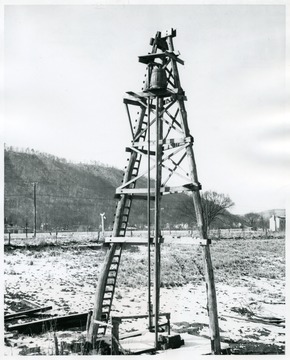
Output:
left=154, top=96, right=163, bottom=349
left=147, top=97, right=152, bottom=330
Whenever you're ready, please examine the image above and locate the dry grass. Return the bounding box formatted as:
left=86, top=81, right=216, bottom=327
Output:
left=118, top=238, right=285, bottom=289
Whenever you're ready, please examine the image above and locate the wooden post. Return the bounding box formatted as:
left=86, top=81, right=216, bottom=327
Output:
left=33, top=182, right=37, bottom=238
left=167, top=35, right=221, bottom=355
left=166, top=313, right=171, bottom=335
left=111, top=317, right=121, bottom=355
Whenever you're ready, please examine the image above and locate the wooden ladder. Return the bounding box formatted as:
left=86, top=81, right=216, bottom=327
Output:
left=92, top=95, right=149, bottom=344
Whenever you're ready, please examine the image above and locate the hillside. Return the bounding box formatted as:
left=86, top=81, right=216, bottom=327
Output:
left=5, top=148, right=280, bottom=233
left=4, top=148, right=185, bottom=231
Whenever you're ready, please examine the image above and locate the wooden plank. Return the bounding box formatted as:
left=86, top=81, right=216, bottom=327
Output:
left=4, top=306, right=52, bottom=321
left=104, top=235, right=211, bottom=247
left=138, top=52, right=167, bottom=64
left=7, top=312, right=88, bottom=335
left=132, top=136, right=193, bottom=148
left=222, top=314, right=285, bottom=327
left=116, top=184, right=201, bottom=196
left=138, top=51, right=184, bottom=65
left=123, top=347, right=156, bottom=355
left=126, top=91, right=148, bottom=100
left=143, top=88, right=177, bottom=98
left=93, top=319, right=113, bottom=328
left=119, top=330, right=145, bottom=340
left=112, top=312, right=170, bottom=321
left=105, top=237, right=153, bottom=245
left=123, top=97, right=146, bottom=107
left=105, top=237, right=164, bottom=245
left=166, top=237, right=211, bottom=245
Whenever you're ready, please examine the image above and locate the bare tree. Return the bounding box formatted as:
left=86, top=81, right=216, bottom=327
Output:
left=201, top=191, right=235, bottom=231
left=177, top=190, right=235, bottom=230
left=243, top=212, right=261, bottom=229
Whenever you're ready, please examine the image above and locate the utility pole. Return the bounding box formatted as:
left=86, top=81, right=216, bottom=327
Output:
left=25, top=220, right=28, bottom=238
left=100, top=213, right=106, bottom=238
left=33, top=182, right=37, bottom=238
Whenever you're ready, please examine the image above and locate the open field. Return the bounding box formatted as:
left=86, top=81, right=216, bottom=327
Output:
left=3, top=235, right=285, bottom=355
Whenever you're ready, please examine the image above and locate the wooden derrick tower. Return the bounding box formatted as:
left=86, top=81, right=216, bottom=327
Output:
left=86, top=28, right=221, bottom=355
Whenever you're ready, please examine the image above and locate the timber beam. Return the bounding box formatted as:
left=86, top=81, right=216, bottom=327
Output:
left=116, top=183, right=201, bottom=196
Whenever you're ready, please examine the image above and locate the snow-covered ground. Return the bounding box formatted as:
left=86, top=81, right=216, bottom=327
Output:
left=3, top=241, right=286, bottom=356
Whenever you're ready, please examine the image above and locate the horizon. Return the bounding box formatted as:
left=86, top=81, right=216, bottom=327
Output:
left=3, top=4, right=289, bottom=216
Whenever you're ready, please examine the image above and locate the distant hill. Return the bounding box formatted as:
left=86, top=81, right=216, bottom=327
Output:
left=5, top=147, right=279, bottom=232
left=4, top=147, right=186, bottom=231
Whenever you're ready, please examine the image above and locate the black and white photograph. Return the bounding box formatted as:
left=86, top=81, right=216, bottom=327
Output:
left=2, top=1, right=289, bottom=357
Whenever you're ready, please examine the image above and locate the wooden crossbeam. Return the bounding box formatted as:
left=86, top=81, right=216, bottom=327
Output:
left=138, top=51, right=184, bottom=65
left=105, top=236, right=210, bottom=246
left=162, top=153, right=187, bottom=186
left=105, top=237, right=164, bottom=245
left=166, top=237, right=211, bottom=245
left=123, top=97, right=146, bottom=108
left=105, top=237, right=154, bottom=245
left=132, top=136, right=193, bottom=149
left=116, top=183, right=200, bottom=196
left=93, top=319, right=113, bottom=328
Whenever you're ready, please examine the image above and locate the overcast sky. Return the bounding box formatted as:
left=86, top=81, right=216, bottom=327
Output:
left=3, top=3, right=289, bottom=214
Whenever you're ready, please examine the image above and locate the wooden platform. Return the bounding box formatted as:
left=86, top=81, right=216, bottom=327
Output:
left=119, top=331, right=230, bottom=355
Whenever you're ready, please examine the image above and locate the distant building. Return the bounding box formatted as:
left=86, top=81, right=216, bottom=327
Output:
left=269, top=215, right=286, bottom=232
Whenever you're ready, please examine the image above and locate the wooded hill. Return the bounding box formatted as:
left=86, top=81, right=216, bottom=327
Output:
left=4, top=148, right=189, bottom=231
left=5, top=148, right=273, bottom=232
